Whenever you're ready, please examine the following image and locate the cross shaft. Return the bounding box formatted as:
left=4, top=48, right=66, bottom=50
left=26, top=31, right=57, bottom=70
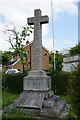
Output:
left=27, top=9, right=49, bottom=70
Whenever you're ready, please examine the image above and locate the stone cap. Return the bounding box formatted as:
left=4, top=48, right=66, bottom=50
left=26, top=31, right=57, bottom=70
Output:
left=28, top=70, right=46, bottom=76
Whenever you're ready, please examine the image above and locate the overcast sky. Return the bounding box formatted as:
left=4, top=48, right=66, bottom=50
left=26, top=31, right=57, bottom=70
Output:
left=0, top=0, right=79, bottom=52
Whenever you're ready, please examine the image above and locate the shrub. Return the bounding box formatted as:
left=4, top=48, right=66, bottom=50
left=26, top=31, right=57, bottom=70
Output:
left=47, top=70, right=71, bottom=95
left=2, top=72, right=28, bottom=93
left=51, top=53, right=63, bottom=71
left=67, top=64, right=80, bottom=119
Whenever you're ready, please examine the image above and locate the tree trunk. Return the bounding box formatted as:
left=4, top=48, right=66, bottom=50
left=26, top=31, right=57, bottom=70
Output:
left=23, top=64, right=25, bottom=73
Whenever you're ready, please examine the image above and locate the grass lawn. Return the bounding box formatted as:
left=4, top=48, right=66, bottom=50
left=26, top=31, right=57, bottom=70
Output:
left=2, top=90, right=36, bottom=119
left=59, top=95, right=67, bottom=100
left=2, top=90, right=20, bottom=109
left=59, top=95, right=69, bottom=101
left=60, top=95, right=71, bottom=104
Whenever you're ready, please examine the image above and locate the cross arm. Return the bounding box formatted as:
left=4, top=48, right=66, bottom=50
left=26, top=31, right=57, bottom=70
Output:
left=40, top=15, right=49, bottom=24
left=27, top=17, right=34, bottom=25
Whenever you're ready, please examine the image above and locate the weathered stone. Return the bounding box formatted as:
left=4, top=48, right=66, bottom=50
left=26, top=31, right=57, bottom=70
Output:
left=27, top=9, right=49, bottom=70
left=28, top=70, right=46, bottom=76
left=23, top=70, right=51, bottom=91
left=41, top=100, right=67, bottom=118
left=53, top=100, right=67, bottom=117
left=43, top=95, right=59, bottom=108
left=58, top=105, right=69, bottom=118
left=46, top=90, right=54, bottom=98
left=17, top=91, right=44, bottom=109
left=15, top=90, right=54, bottom=109
left=24, top=75, right=51, bottom=91
left=17, top=108, right=41, bottom=116
left=43, top=99, right=55, bottom=108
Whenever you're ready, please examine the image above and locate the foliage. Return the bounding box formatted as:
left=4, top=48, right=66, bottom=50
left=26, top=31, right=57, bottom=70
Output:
left=4, top=24, right=33, bottom=72
left=69, top=44, right=80, bottom=56
left=20, top=51, right=29, bottom=72
left=59, top=95, right=68, bottom=101
left=2, top=72, right=28, bottom=93
left=49, top=52, right=63, bottom=71
left=47, top=70, right=71, bottom=95
left=67, top=64, right=80, bottom=119
left=68, top=108, right=76, bottom=119
left=0, top=51, right=2, bottom=64
left=2, top=51, right=12, bottom=66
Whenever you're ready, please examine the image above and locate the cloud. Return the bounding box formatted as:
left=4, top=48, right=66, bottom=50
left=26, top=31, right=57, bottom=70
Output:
left=51, top=1, right=78, bottom=18
left=0, top=23, right=11, bottom=51
left=0, top=0, right=79, bottom=51
left=64, top=40, right=74, bottom=45
left=42, top=38, right=57, bottom=52
left=0, top=0, right=78, bottom=25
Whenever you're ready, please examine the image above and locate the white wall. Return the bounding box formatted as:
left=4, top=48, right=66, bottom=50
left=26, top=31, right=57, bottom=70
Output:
left=62, top=62, right=79, bottom=72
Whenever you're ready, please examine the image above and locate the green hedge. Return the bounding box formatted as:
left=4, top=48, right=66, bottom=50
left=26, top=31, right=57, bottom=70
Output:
left=2, top=70, right=71, bottom=95
left=68, top=68, right=80, bottom=119
left=47, top=71, right=71, bottom=95
left=2, top=73, right=28, bottom=93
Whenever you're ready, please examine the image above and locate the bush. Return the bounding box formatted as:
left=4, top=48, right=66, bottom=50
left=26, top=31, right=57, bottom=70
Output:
left=67, top=64, right=80, bottom=119
left=2, top=72, right=28, bottom=93
left=47, top=70, right=71, bottom=95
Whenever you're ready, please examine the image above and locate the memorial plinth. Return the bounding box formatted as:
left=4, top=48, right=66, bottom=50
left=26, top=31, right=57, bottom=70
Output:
left=24, top=70, right=51, bottom=91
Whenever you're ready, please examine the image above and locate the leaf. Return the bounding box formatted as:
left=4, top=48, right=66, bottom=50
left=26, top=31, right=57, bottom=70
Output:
left=27, top=34, right=30, bottom=36
left=29, top=30, right=33, bottom=33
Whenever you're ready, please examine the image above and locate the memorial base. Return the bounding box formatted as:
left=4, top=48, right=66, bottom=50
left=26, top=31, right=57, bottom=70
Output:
left=3, top=70, right=69, bottom=119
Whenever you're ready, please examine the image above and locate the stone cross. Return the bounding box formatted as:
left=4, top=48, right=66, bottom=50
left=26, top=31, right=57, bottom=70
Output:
left=27, top=9, right=49, bottom=70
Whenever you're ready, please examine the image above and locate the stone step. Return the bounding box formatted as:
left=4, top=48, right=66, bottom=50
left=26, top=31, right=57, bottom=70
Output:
left=0, top=110, right=3, bottom=116
left=43, top=95, right=59, bottom=108
left=52, top=95, right=59, bottom=102
left=53, top=100, right=67, bottom=117
left=3, top=103, right=16, bottom=112
left=41, top=100, right=67, bottom=118
left=16, top=90, right=54, bottom=109
left=17, top=91, right=44, bottom=109
left=44, top=90, right=54, bottom=99
left=48, top=90, right=54, bottom=98
left=35, top=116, right=53, bottom=120
left=58, top=104, right=69, bottom=118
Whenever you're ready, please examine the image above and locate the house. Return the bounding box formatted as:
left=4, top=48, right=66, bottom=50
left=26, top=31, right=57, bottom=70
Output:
left=2, top=41, right=50, bottom=71
left=62, top=55, right=80, bottom=72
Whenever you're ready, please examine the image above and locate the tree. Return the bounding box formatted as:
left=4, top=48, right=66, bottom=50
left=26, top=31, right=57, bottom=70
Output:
left=69, top=44, right=80, bottom=56
left=68, top=63, right=80, bottom=119
left=2, top=51, right=12, bottom=66
left=0, top=51, right=2, bottom=65
left=49, top=51, right=63, bottom=71
left=4, top=24, right=33, bottom=72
